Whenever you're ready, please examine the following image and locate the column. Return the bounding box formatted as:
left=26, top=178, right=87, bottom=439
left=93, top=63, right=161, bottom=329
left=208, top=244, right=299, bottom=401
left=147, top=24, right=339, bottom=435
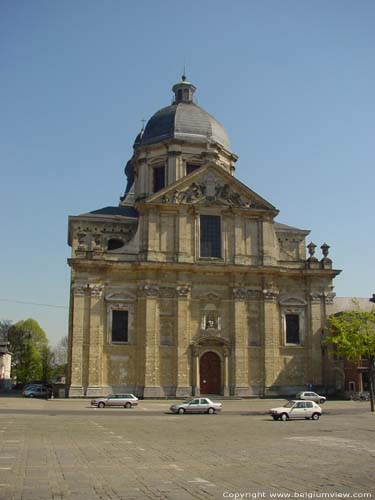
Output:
left=86, top=285, right=104, bottom=397
left=263, top=289, right=279, bottom=395
left=233, top=288, right=249, bottom=396
left=141, top=285, right=163, bottom=398
left=176, top=285, right=192, bottom=397
left=68, top=283, right=87, bottom=397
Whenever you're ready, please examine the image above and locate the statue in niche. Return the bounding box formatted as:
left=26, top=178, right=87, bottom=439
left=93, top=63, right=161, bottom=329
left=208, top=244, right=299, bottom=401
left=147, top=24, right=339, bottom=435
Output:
left=205, top=314, right=216, bottom=329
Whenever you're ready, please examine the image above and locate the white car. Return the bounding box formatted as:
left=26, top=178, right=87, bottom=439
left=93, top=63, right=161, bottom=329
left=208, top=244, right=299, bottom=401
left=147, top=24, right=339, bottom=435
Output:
left=296, top=391, right=326, bottom=404
left=91, top=394, right=138, bottom=408
left=269, top=400, right=322, bottom=421
left=170, top=398, right=222, bottom=414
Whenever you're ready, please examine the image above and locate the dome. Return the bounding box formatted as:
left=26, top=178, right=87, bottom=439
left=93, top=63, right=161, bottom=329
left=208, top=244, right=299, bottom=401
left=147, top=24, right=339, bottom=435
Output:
left=137, top=77, right=231, bottom=151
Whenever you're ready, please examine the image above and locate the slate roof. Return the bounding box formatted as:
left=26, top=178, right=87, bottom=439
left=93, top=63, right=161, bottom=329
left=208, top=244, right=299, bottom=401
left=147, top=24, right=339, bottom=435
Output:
left=140, top=102, right=231, bottom=151
left=82, top=206, right=138, bottom=218
left=274, top=222, right=310, bottom=234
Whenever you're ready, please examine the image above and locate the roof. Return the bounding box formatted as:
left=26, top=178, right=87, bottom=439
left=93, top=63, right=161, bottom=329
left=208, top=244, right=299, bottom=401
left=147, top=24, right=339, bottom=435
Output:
left=140, top=102, right=231, bottom=151
left=274, top=222, right=310, bottom=234
left=82, top=206, right=138, bottom=218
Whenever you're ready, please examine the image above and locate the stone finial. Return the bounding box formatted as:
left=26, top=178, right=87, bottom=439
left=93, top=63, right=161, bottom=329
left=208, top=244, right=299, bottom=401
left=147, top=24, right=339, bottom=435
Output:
left=307, top=242, right=317, bottom=258
left=321, top=243, right=330, bottom=258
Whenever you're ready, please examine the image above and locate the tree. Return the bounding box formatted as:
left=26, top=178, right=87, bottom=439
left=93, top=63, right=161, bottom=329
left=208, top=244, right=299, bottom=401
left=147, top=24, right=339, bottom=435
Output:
left=325, top=306, right=375, bottom=412
left=7, top=318, right=50, bottom=384
left=0, top=319, right=12, bottom=341
left=51, top=336, right=68, bottom=382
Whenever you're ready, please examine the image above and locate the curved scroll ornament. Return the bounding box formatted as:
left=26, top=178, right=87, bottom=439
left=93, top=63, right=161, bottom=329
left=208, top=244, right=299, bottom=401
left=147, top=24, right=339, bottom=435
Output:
left=233, top=288, right=247, bottom=300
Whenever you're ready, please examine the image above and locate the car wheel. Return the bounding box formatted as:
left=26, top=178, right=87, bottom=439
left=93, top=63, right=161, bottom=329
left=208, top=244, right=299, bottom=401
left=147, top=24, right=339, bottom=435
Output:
left=207, top=407, right=215, bottom=415
left=124, top=402, right=132, bottom=408
left=312, top=413, right=320, bottom=420
left=29, top=394, right=34, bottom=398
left=178, top=408, right=185, bottom=414
left=98, top=402, right=105, bottom=408
left=280, top=413, right=288, bottom=421
left=320, top=399, right=325, bottom=404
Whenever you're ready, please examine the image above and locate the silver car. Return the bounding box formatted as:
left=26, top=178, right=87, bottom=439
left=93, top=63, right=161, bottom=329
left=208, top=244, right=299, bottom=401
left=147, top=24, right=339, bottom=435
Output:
left=91, top=394, right=138, bottom=408
left=296, top=391, right=326, bottom=404
left=170, top=398, right=222, bottom=414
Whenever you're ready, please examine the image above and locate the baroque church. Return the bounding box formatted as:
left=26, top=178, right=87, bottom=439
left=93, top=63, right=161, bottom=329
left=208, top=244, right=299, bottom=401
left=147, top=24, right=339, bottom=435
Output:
left=67, top=75, right=340, bottom=398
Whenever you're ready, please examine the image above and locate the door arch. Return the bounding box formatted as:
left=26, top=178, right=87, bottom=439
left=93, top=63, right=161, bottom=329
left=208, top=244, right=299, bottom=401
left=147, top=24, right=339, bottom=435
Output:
left=200, top=351, right=221, bottom=394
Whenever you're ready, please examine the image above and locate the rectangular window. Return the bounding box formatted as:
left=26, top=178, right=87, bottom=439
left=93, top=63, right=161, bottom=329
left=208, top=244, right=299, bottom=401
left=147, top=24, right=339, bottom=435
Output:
left=153, top=166, right=165, bottom=192
left=112, top=310, right=128, bottom=343
left=285, top=314, right=300, bottom=344
left=200, top=215, right=221, bottom=258
left=186, top=163, right=200, bottom=175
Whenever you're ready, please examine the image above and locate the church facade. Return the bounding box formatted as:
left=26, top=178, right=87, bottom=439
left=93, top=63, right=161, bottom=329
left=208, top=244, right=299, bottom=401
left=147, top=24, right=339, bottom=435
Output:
left=67, top=76, right=340, bottom=397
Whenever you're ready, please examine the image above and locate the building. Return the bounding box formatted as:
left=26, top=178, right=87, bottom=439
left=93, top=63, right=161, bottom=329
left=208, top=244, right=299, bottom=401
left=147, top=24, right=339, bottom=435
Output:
left=0, top=337, right=11, bottom=391
left=329, top=297, right=375, bottom=395
left=67, top=75, right=340, bottom=398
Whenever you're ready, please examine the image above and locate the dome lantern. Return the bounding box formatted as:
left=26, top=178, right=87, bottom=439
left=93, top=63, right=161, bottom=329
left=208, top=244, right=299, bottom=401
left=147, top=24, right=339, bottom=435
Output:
left=172, top=73, right=196, bottom=104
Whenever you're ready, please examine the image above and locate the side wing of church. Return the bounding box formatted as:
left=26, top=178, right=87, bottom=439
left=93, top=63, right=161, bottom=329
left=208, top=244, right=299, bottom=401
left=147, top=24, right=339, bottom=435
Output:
left=67, top=76, right=340, bottom=397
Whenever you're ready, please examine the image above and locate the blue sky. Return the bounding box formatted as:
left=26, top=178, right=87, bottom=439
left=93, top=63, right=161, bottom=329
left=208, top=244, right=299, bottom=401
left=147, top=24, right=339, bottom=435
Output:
left=1, top=1, right=374, bottom=346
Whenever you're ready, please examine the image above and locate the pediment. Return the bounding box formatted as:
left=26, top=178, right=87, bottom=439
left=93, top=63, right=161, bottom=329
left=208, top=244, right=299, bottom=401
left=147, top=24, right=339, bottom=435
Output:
left=146, top=163, right=277, bottom=213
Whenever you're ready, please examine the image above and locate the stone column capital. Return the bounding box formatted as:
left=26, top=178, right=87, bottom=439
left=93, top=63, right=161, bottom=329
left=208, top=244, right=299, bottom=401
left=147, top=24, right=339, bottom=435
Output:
left=263, top=289, right=279, bottom=301
left=233, top=288, right=247, bottom=300
left=176, top=285, right=190, bottom=298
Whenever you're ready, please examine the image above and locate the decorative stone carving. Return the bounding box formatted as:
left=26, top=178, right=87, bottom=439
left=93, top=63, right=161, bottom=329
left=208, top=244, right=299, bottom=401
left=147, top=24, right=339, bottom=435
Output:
left=72, top=283, right=87, bottom=296
left=324, top=292, right=336, bottom=304
left=247, top=289, right=262, bottom=300
left=159, top=287, right=176, bottom=298
left=307, top=242, right=317, bottom=259
left=233, top=288, right=247, bottom=300
left=263, top=289, right=279, bottom=301
left=310, top=293, right=322, bottom=303
left=321, top=243, right=330, bottom=258
left=176, top=286, right=190, bottom=297
left=141, top=284, right=159, bottom=297
left=89, top=284, right=103, bottom=297
left=162, top=176, right=260, bottom=208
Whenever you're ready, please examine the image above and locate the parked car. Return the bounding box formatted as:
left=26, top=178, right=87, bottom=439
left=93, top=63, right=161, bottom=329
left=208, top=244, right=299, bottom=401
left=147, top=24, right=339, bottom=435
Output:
left=23, top=385, right=52, bottom=399
left=296, top=391, right=326, bottom=404
left=90, top=394, right=138, bottom=408
left=269, top=400, right=322, bottom=421
left=170, top=398, right=222, bottom=414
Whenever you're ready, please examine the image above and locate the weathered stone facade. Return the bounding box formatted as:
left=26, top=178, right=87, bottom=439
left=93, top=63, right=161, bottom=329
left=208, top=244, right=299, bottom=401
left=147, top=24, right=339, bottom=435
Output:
left=67, top=76, right=340, bottom=397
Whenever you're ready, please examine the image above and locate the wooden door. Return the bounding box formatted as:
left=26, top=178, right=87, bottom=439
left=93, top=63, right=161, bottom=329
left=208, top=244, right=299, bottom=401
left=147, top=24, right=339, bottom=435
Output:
left=200, top=352, right=221, bottom=394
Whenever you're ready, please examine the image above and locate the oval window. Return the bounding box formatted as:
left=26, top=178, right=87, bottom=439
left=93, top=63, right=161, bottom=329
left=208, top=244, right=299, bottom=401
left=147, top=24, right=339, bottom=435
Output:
left=107, top=238, right=124, bottom=250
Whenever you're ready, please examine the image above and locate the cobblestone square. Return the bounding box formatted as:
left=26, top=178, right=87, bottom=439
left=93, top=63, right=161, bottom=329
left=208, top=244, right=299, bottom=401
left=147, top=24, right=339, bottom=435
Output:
left=0, top=397, right=374, bottom=499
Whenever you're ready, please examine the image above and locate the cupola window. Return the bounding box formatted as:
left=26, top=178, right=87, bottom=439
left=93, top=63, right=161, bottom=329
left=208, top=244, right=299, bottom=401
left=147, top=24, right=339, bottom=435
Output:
left=153, top=165, right=165, bottom=193
left=186, top=163, right=200, bottom=175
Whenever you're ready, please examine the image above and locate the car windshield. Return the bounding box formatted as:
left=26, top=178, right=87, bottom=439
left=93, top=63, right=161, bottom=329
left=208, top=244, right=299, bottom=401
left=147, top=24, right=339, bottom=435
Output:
left=283, top=402, right=295, bottom=408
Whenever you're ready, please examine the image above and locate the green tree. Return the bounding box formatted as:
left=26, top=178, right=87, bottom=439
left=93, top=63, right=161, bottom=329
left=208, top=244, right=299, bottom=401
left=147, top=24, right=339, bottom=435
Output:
left=51, top=336, right=68, bottom=382
left=325, top=306, right=375, bottom=412
left=7, top=318, right=50, bottom=384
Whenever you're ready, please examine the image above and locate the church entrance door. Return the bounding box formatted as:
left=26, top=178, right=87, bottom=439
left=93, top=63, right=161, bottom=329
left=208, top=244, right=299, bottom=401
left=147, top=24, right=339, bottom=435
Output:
left=200, top=351, right=221, bottom=394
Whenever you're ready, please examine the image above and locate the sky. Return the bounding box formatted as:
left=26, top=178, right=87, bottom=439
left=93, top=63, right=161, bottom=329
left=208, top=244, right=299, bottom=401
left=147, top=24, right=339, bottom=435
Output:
left=1, top=0, right=374, bottom=346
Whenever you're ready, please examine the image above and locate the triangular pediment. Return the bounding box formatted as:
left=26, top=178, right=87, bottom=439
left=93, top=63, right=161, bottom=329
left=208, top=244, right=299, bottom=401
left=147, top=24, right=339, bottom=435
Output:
left=146, top=163, right=278, bottom=213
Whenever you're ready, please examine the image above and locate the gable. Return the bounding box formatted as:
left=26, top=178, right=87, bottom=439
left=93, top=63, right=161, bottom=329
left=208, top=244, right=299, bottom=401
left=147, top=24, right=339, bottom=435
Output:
left=145, top=163, right=278, bottom=213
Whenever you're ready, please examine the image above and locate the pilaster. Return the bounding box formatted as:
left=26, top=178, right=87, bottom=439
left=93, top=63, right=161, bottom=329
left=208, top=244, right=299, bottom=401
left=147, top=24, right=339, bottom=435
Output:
left=69, top=284, right=87, bottom=397
left=176, top=285, right=191, bottom=397
left=86, top=285, right=104, bottom=396
left=232, top=288, right=249, bottom=396
left=141, top=284, right=163, bottom=397
left=309, top=293, right=324, bottom=385
left=263, top=289, right=279, bottom=391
